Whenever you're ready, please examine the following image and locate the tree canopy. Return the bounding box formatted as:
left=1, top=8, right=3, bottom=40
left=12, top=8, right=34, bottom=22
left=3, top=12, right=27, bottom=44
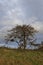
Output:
left=5, top=24, right=37, bottom=49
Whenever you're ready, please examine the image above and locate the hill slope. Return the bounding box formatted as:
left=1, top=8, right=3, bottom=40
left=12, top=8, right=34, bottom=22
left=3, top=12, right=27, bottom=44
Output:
left=0, top=47, right=43, bottom=65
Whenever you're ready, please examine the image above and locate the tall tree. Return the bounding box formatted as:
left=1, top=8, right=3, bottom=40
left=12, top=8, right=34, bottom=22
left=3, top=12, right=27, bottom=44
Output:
left=5, top=25, right=37, bottom=49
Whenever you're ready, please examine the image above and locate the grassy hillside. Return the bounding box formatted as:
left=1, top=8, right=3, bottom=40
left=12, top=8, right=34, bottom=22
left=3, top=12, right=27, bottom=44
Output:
left=0, top=47, right=43, bottom=65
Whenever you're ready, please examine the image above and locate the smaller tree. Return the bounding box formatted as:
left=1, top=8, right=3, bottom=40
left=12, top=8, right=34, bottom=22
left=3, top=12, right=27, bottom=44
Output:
left=5, top=24, right=37, bottom=49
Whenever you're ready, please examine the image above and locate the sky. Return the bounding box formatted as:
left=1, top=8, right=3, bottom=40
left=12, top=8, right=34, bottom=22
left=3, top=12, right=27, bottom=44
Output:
left=0, top=0, right=43, bottom=43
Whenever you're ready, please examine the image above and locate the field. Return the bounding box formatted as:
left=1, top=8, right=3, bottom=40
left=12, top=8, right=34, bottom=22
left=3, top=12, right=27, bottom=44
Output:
left=0, top=47, right=43, bottom=65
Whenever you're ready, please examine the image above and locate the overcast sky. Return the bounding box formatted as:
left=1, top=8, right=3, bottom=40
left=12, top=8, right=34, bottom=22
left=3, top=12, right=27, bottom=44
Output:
left=0, top=0, right=43, bottom=42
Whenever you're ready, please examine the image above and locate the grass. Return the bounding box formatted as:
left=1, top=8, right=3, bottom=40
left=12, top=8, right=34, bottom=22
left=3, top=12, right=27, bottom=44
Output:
left=0, top=47, right=43, bottom=65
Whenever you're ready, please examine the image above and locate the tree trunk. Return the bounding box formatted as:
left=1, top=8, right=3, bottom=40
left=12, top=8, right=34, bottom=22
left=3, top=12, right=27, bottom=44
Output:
left=23, top=32, right=26, bottom=50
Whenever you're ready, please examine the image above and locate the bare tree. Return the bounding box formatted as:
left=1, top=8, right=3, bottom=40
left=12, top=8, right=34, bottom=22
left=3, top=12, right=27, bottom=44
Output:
left=5, top=25, right=37, bottom=49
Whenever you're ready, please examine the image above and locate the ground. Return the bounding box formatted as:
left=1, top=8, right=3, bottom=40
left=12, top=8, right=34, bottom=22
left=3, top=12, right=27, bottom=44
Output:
left=0, top=47, right=43, bottom=65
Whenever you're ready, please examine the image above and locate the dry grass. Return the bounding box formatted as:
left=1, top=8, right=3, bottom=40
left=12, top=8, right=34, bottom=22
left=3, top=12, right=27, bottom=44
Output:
left=0, top=47, right=43, bottom=65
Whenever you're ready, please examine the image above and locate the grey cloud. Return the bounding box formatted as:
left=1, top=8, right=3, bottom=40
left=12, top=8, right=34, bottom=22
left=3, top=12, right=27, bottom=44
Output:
left=18, top=0, right=43, bottom=21
left=0, top=0, right=16, bottom=21
left=0, top=0, right=43, bottom=21
left=0, top=0, right=43, bottom=32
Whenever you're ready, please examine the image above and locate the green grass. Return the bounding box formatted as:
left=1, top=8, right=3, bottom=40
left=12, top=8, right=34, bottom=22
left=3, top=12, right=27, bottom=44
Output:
left=0, top=47, right=43, bottom=65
